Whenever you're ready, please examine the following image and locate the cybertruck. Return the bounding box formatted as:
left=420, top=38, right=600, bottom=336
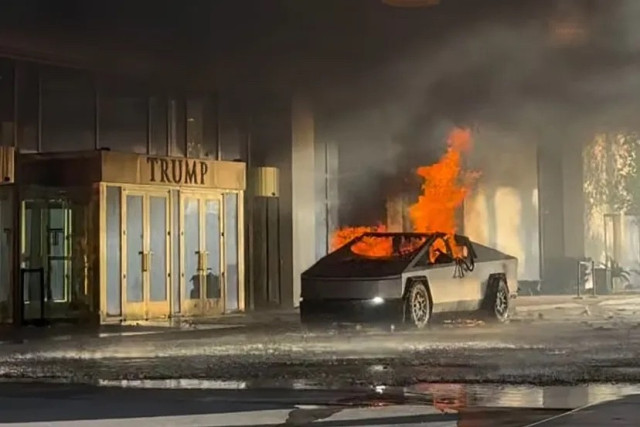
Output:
left=300, top=232, right=517, bottom=328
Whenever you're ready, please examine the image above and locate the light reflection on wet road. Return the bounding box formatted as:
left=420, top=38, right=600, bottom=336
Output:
left=0, top=381, right=637, bottom=426
left=2, top=313, right=640, bottom=425
left=2, top=319, right=640, bottom=386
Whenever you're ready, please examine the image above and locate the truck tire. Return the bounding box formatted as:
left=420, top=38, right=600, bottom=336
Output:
left=486, top=276, right=510, bottom=323
left=406, top=282, right=431, bottom=328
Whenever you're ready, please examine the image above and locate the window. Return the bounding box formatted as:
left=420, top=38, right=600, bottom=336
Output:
left=429, top=237, right=454, bottom=265
left=345, top=234, right=426, bottom=259
left=0, top=59, right=14, bottom=147
left=15, top=62, right=38, bottom=152
left=186, top=96, right=204, bottom=158
left=186, top=95, right=217, bottom=159
left=168, top=97, right=186, bottom=157
left=149, top=96, right=168, bottom=156
left=99, top=80, right=147, bottom=154
left=41, top=67, right=95, bottom=152
left=219, top=96, right=244, bottom=161
left=414, top=236, right=454, bottom=267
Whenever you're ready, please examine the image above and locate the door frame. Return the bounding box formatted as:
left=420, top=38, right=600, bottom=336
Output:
left=20, top=198, right=74, bottom=320
left=120, top=186, right=171, bottom=321
left=179, top=190, right=225, bottom=317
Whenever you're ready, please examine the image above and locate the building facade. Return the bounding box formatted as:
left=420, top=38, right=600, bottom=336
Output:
left=0, top=57, right=256, bottom=324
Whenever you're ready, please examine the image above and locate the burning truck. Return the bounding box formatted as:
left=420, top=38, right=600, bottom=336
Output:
left=300, top=128, right=518, bottom=327
left=300, top=231, right=518, bottom=327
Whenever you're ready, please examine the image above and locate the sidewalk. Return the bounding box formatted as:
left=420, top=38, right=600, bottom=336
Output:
left=515, top=293, right=640, bottom=313
left=0, top=309, right=297, bottom=344
left=536, top=394, right=639, bottom=426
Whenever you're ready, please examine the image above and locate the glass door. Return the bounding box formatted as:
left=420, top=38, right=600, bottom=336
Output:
left=21, top=199, right=73, bottom=321
left=121, top=189, right=170, bottom=320
left=181, top=192, right=224, bottom=316
left=0, top=188, right=12, bottom=322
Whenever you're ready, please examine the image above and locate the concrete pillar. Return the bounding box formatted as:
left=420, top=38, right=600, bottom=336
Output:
left=386, top=195, right=405, bottom=232
left=314, top=138, right=338, bottom=259
left=289, top=95, right=315, bottom=307
left=538, top=138, right=586, bottom=293
left=253, top=93, right=316, bottom=309
left=538, top=143, right=565, bottom=292
left=562, top=142, right=585, bottom=259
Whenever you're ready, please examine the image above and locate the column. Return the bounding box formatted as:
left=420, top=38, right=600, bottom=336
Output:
left=562, top=142, right=585, bottom=259
left=538, top=143, right=566, bottom=292
left=314, top=137, right=339, bottom=259
left=386, top=194, right=405, bottom=232
left=290, top=95, right=315, bottom=308
left=250, top=93, right=316, bottom=309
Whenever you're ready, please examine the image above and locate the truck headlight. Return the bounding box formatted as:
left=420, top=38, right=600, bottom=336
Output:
left=371, top=296, right=384, bottom=305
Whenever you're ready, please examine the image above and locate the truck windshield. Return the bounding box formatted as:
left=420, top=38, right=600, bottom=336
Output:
left=347, top=234, right=427, bottom=259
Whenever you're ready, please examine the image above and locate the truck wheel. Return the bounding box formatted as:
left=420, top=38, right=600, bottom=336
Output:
left=487, top=277, right=510, bottom=323
left=406, top=282, right=431, bottom=328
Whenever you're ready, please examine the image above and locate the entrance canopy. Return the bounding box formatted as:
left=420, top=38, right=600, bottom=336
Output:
left=17, top=150, right=246, bottom=191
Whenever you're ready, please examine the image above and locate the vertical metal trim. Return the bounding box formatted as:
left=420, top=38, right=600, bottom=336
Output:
left=236, top=190, right=245, bottom=311
left=324, top=139, right=330, bottom=255
left=11, top=186, right=20, bottom=324
left=276, top=200, right=282, bottom=305
left=12, top=61, right=18, bottom=148
left=94, top=77, right=100, bottom=149
left=536, top=143, right=544, bottom=284
left=183, top=97, right=188, bottom=157
left=215, top=92, right=222, bottom=161
left=98, top=183, right=107, bottom=321
left=264, top=199, right=270, bottom=304
left=246, top=113, right=254, bottom=310
left=166, top=97, right=172, bottom=156
left=219, top=193, right=227, bottom=312
left=146, top=96, right=152, bottom=155
left=120, top=187, right=127, bottom=321
left=178, top=191, right=185, bottom=314
left=36, top=68, right=42, bottom=153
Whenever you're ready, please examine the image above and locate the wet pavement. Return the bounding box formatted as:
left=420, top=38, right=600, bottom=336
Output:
left=538, top=394, right=640, bottom=426
left=4, top=316, right=640, bottom=386
left=0, top=381, right=637, bottom=426
left=2, top=296, right=640, bottom=424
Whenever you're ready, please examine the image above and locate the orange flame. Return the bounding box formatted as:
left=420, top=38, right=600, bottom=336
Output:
left=331, top=127, right=478, bottom=259
left=331, top=224, right=387, bottom=252
left=350, top=235, right=427, bottom=258
left=410, top=127, right=479, bottom=258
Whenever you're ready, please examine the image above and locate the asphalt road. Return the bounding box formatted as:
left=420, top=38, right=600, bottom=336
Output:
left=0, top=381, right=589, bottom=426
left=2, top=303, right=640, bottom=425
left=1, top=306, right=640, bottom=386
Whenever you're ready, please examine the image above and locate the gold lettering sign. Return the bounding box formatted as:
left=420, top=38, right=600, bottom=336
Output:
left=145, top=157, right=209, bottom=185
left=99, top=151, right=245, bottom=190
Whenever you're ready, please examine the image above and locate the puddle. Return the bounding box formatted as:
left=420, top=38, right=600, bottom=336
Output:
left=408, top=382, right=640, bottom=410
left=97, top=378, right=323, bottom=390
left=95, top=378, right=640, bottom=411
left=99, top=379, right=250, bottom=389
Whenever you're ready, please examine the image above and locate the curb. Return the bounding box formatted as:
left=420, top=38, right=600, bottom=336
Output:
left=516, top=296, right=640, bottom=313
left=516, top=303, right=585, bottom=312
